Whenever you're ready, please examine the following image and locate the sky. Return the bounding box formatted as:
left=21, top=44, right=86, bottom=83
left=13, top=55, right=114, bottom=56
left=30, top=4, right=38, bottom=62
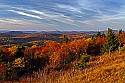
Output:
left=0, top=0, right=125, bottom=31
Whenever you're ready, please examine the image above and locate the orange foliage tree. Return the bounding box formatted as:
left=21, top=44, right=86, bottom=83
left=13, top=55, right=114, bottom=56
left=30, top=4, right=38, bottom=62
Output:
left=69, top=38, right=89, bottom=58
left=118, top=32, right=125, bottom=44
left=41, top=40, right=60, bottom=57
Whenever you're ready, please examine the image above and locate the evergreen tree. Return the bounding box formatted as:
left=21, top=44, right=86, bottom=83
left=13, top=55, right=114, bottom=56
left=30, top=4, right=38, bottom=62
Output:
left=91, top=35, right=96, bottom=42
left=86, top=43, right=93, bottom=55
left=101, top=28, right=119, bottom=54
left=101, top=32, right=105, bottom=38
left=60, top=35, right=69, bottom=44
left=0, top=49, right=7, bottom=63
left=92, top=31, right=101, bottom=42
left=118, top=29, right=123, bottom=35
left=14, top=46, right=25, bottom=59
left=96, top=31, right=101, bottom=38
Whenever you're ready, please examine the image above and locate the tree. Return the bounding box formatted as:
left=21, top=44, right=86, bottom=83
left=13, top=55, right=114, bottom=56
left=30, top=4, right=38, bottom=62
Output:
left=118, top=29, right=123, bottom=35
left=96, top=31, right=101, bottom=38
left=86, top=43, right=94, bottom=55
left=0, top=49, right=7, bottom=63
left=14, top=46, right=25, bottom=59
left=101, top=28, right=119, bottom=54
left=101, top=32, right=106, bottom=38
left=60, top=35, right=69, bottom=44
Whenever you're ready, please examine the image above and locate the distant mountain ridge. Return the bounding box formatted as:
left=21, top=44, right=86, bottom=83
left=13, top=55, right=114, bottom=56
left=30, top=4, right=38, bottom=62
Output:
left=0, top=30, right=120, bottom=36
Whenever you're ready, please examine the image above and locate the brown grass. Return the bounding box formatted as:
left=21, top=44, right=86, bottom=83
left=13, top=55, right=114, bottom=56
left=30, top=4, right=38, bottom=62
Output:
left=2, top=50, right=125, bottom=83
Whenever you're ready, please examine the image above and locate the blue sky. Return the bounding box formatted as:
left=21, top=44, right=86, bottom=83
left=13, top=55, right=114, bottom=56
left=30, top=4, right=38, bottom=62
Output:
left=0, top=0, right=125, bottom=31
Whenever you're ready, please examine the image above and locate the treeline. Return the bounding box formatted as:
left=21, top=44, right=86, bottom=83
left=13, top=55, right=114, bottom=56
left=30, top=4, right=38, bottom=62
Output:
left=0, top=34, right=61, bottom=47
left=0, top=28, right=125, bottom=81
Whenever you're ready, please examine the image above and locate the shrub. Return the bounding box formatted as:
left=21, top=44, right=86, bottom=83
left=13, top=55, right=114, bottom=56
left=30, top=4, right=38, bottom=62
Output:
left=0, top=49, right=7, bottom=63
left=75, top=55, right=90, bottom=69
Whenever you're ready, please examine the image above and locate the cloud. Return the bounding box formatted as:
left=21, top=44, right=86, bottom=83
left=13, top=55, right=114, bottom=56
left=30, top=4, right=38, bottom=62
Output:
left=6, top=7, right=78, bottom=26
left=24, top=9, right=78, bottom=26
left=1, top=0, right=125, bottom=30
left=7, top=10, right=42, bottom=20
left=0, top=18, right=59, bottom=30
left=57, top=4, right=83, bottom=14
left=0, top=18, right=24, bottom=25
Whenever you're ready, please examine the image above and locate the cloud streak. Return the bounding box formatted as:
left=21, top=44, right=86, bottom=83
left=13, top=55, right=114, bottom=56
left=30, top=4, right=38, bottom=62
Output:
left=0, top=18, right=59, bottom=30
left=7, top=8, right=78, bottom=27
left=7, top=10, right=42, bottom=20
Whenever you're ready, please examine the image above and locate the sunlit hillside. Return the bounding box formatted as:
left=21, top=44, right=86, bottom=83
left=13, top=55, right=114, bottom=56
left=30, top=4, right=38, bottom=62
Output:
left=59, top=52, right=125, bottom=83
left=0, top=28, right=125, bottom=83
left=15, top=50, right=124, bottom=83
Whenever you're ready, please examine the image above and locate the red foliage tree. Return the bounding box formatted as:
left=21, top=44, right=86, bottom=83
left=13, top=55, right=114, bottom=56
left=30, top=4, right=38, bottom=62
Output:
left=87, top=37, right=106, bottom=55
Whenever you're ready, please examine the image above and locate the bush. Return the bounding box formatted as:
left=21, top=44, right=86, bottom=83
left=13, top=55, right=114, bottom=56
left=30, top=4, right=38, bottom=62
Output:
left=0, top=62, right=13, bottom=80
left=0, top=49, right=7, bottom=63
left=75, top=55, right=90, bottom=69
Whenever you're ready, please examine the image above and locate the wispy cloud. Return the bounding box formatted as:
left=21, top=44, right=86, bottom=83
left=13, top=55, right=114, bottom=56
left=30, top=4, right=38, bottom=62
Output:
left=6, top=7, right=78, bottom=26
left=30, top=10, right=56, bottom=17
left=1, top=0, right=125, bottom=30
left=0, top=18, right=59, bottom=30
left=23, top=9, right=78, bottom=26
left=0, top=19, right=23, bottom=25
left=57, top=4, right=83, bottom=14
left=7, top=10, right=42, bottom=20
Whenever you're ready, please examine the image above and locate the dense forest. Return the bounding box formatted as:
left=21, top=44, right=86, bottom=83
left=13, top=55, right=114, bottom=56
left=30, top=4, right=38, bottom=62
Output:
left=0, top=28, right=125, bottom=82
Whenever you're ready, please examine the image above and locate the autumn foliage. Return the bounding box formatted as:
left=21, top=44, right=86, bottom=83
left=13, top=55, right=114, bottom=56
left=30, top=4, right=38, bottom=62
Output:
left=0, top=29, right=125, bottom=82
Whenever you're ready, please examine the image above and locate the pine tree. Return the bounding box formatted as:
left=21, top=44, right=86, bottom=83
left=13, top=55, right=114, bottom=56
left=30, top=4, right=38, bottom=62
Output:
left=60, top=35, right=69, bottom=44
left=118, top=29, right=123, bottom=35
left=14, top=46, right=25, bottom=59
left=101, top=28, right=119, bottom=54
left=0, top=49, right=7, bottom=63
left=96, top=31, right=101, bottom=38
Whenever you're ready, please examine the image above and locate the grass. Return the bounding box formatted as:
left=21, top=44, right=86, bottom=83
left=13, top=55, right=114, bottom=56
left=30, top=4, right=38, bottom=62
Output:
left=1, top=50, right=125, bottom=83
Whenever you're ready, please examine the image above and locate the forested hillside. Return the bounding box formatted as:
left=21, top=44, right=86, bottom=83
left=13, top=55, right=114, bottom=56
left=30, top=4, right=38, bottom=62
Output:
left=0, top=28, right=125, bottom=83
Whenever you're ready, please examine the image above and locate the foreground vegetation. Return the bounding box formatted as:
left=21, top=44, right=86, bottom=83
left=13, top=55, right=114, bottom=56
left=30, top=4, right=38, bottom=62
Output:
left=20, top=50, right=124, bottom=83
left=0, top=28, right=125, bottom=82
